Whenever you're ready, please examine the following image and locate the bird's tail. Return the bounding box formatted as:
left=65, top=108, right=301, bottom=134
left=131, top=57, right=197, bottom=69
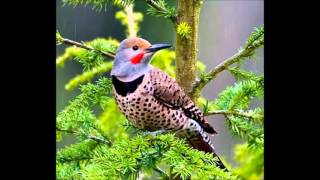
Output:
left=187, top=134, right=228, bottom=171
left=178, top=119, right=228, bottom=171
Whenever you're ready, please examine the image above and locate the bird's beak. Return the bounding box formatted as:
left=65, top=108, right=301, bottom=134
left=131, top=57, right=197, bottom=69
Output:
left=145, top=44, right=171, bottom=53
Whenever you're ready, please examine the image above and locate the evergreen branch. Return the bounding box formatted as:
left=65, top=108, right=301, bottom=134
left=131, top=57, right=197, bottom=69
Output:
left=190, top=26, right=264, bottom=98
left=56, top=77, right=112, bottom=132
left=60, top=37, right=115, bottom=59
left=214, top=80, right=263, bottom=110
left=57, top=140, right=97, bottom=163
left=62, top=0, right=134, bottom=10
left=87, top=135, right=113, bottom=146
left=145, top=0, right=177, bottom=25
left=56, top=127, right=112, bottom=146
left=226, top=116, right=264, bottom=150
left=153, top=166, right=170, bottom=179
left=205, top=109, right=264, bottom=124
left=65, top=61, right=113, bottom=91
left=205, top=110, right=255, bottom=119
left=56, top=127, right=76, bottom=134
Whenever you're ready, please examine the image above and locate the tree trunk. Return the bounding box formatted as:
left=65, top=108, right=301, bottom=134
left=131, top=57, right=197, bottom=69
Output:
left=175, top=0, right=203, bottom=101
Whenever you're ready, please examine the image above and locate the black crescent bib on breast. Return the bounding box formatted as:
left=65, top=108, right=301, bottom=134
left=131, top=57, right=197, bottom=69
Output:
left=112, top=75, right=145, bottom=96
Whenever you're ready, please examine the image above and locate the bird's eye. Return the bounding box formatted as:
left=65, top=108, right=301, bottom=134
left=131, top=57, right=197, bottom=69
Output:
left=132, top=45, right=139, bottom=51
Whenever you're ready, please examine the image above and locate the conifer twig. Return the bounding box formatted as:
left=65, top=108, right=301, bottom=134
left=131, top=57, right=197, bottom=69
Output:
left=60, top=37, right=115, bottom=59
left=56, top=127, right=76, bottom=134
left=87, top=135, right=112, bottom=146
left=153, top=166, right=170, bottom=179
left=144, top=0, right=177, bottom=25
left=204, top=110, right=254, bottom=119
left=56, top=127, right=112, bottom=146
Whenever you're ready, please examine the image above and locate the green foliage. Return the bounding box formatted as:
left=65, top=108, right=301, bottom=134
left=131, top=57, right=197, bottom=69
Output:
left=206, top=78, right=264, bottom=151
left=56, top=46, right=83, bottom=67
left=233, top=144, right=264, bottom=180
left=56, top=77, right=112, bottom=135
left=65, top=61, right=113, bottom=91
left=56, top=37, right=118, bottom=69
left=76, top=38, right=117, bottom=71
left=229, top=67, right=264, bottom=84
left=177, top=22, right=191, bottom=39
left=98, top=98, right=129, bottom=141
left=146, top=0, right=177, bottom=20
left=215, top=80, right=263, bottom=110
left=62, top=0, right=134, bottom=10
left=56, top=30, right=63, bottom=45
left=236, top=26, right=264, bottom=63
left=246, top=26, right=264, bottom=50
left=58, top=133, right=236, bottom=179
left=57, top=140, right=98, bottom=163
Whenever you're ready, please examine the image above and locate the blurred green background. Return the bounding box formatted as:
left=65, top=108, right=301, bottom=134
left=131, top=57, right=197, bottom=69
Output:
left=56, top=0, right=263, bottom=166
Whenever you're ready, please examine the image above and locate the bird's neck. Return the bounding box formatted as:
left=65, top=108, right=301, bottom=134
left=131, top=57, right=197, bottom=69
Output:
left=114, top=64, right=152, bottom=82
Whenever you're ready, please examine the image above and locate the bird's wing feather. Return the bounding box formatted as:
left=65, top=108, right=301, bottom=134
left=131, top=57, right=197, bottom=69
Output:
left=150, top=68, right=217, bottom=134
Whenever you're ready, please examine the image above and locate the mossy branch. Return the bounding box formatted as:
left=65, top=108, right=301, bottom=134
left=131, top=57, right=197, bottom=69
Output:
left=56, top=31, right=115, bottom=59
left=190, top=26, right=264, bottom=98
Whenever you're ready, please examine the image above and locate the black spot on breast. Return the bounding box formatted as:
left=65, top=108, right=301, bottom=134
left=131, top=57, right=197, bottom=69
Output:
left=112, top=75, right=145, bottom=96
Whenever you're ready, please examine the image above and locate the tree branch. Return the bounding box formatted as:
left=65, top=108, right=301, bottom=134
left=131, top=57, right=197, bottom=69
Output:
left=56, top=127, right=112, bottom=146
left=87, top=135, right=112, bottom=146
left=153, top=166, right=170, bottom=179
left=144, top=0, right=177, bottom=25
left=59, top=37, right=115, bottom=59
left=56, top=127, right=76, bottom=134
left=204, top=110, right=254, bottom=119
left=190, top=32, right=264, bottom=98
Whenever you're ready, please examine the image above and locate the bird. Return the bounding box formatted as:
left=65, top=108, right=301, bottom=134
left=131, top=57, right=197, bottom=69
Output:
left=110, top=37, right=227, bottom=171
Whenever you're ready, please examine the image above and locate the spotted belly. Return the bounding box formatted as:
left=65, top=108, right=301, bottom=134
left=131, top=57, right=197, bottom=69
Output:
left=114, top=92, right=187, bottom=131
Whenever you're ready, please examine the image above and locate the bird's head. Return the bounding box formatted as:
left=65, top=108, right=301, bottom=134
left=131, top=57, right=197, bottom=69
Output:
left=111, top=37, right=171, bottom=81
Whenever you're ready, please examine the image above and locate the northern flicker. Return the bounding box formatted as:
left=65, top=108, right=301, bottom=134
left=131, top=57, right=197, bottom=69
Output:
left=111, top=37, right=227, bottom=170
